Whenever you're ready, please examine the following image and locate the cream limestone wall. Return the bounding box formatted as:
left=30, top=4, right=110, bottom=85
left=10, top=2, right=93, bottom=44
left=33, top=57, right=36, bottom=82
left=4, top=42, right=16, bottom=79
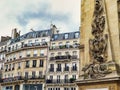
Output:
left=105, top=0, right=120, bottom=63
left=80, top=0, right=94, bottom=70
left=80, top=0, right=120, bottom=74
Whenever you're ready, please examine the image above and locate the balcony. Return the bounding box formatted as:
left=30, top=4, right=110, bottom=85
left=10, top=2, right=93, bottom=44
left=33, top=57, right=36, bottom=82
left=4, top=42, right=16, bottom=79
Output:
left=26, top=54, right=30, bottom=57
left=56, top=68, right=62, bottom=72
left=25, top=65, right=29, bottom=68
left=64, top=67, right=69, bottom=71
left=12, top=67, right=14, bottom=70
left=19, top=56, right=22, bottom=58
left=0, top=49, right=7, bottom=53
left=2, top=75, right=45, bottom=83
left=46, top=79, right=76, bottom=84
left=6, top=42, right=48, bottom=54
left=49, top=44, right=80, bottom=50
left=50, top=55, right=71, bottom=61
left=49, top=68, right=54, bottom=72
left=18, top=67, right=21, bottom=69
left=71, top=67, right=77, bottom=71
left=33, top=54, right=37, bottom=57
left=5, top=69, right=8, bottom=72
left=71, top=55, right=78, bottom=59
left=32, top=65, right=36, bottom=68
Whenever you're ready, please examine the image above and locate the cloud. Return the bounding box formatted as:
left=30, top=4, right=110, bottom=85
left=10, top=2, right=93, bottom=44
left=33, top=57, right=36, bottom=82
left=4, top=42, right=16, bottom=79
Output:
left=0, top=0, right=80, bottom=38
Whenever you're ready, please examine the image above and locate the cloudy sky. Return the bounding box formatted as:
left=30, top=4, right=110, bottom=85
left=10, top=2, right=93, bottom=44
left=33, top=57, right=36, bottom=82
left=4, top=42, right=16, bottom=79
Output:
left=0, top=0, right=80, bottom=37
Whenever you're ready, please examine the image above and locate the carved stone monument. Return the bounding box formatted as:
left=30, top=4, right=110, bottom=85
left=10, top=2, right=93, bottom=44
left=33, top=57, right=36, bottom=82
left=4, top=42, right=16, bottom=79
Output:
left=76, top=0, right=120, bottom=90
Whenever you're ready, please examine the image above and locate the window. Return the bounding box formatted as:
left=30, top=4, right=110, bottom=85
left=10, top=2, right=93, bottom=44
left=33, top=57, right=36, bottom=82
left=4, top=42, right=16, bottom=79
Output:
left=13, top=54, right=16, bottom=60
left=11, top=73, right=14, bottom=77
left=9, top=64, right=11, bottom=71
left=50, top=75, right=53, bottom=80
left=26, top=61, right=30, bottom=68
left=72, top=75, right=76, bottom=79
left=19, top=52, right=22, bottom=58
left=32, top=71, right=36, bottom=78
left=21, top=42, right=24, bottom=48
left=65, top=52, right=69, bottom=56
left=1, top=64, right=3, bottom=70
left=64, top=88, right=69, bottom=90
left=18, top=62, right=21, bottom=69
left=25, top=72, right=28, bottom=78
left=71, top=88, right=76, bottom=90
left=18, top=72, right=21, bottom=76
left=26, top=50, right=30, bottom=57
left=40, top=60, right=44, bottom=67
left=57, top=75, right=60, bottom=83
left=12, top=63, right=15, bottom=70
left=40, top=50, right=44, bottom=56
left=72, top=63, right=77, bottom=71
left=15, top=44, right=18, bottom=50
left=66, top=41, right=70, bottom=48
left=33, top=50, right=37, bottom=57
left=54, top=35, right=58, bottom=40
left=42, top=39, right=45, bottom=43
left=75, top=32, right=79, bottom=38
left=64, top=75, right=68, bottom=83
left=4, top=74, right=6, bottom=78
left=35, top=39, right=39, bottom=45
left=64, top=63, right=69, bottom=71
left=57, top=64, right=61, bottom=71
left=73, top=51, right=77, bottom=56
left=50, top=64, right=54, bottom=72
left=39, top=71, right=43, bottom=77
left=48, top=88, right=52, bottom=90
left=8, top=47, right=11, bottom=52
left=28, top=40, right=32, bottom=46
left=58, top=52, right=61, bottom=56
left=59, top=42, right=62, bottom=46
left=51, top=53, right=54, bottom=57
left=52, top=43, right=55, bottom=49
left=50, top=64, right=54, bottom=68
left=65, top=34, right=69, bottom=39
left=33, top=60, right=37, bottom=67
left=12, top=46, right=14, bottom=51
left=5, top=65, right=8, bottom=71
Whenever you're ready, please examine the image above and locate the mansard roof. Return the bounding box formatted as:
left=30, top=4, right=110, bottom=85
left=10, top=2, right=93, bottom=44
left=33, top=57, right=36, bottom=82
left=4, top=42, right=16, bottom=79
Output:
left=10, top=29, right=53, bottom=44
left=51, top=31, right=80, bottom=41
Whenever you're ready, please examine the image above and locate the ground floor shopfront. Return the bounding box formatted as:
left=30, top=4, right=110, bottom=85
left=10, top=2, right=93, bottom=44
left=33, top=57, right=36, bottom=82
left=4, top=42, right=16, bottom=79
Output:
left=2, top=84, right=43, bottom=90
left=76, top=79, right=120, bottom=90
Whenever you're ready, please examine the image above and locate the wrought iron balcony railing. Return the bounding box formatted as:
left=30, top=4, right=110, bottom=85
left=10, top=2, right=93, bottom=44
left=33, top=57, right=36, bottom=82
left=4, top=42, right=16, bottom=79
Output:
left=71, top=67, right=77, bottom=71
left=49, top=44, right=80, bottom=50
left=1, top=75, right=45, bottom=83
left=56, top=68, right=62, bottom=72
left=46, top=79, right=76, bottom=84
left=49, top=68, right=54, bottom=72
left=7, top=42, right=48, bottom=53
left=50, top=55, right=71, bottom=61
left=64, top=67, right=69, bottom=71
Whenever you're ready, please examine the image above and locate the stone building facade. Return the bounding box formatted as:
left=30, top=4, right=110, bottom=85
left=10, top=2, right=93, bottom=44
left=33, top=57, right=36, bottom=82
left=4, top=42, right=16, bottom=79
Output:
left=0, top=25, right=80, bottom=90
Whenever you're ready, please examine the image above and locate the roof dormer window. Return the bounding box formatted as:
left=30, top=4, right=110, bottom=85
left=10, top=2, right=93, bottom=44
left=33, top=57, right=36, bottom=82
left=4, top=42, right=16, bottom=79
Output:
left=65, top=34, right=68, bottom=39
left=75, top=32, right=79, bottom=38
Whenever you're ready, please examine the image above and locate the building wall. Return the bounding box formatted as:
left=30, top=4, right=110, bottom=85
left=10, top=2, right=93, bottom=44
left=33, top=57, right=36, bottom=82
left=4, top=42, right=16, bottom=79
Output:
left=46, top=37, right=80, bottom=90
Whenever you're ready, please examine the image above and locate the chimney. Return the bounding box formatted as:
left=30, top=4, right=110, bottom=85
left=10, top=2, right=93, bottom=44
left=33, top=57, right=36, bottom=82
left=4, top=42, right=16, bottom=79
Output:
left=50, top=24, right=57, bottom=34
left=11, top=28, right=20, bottom=39
left=1, top=36, right=11, bottom=42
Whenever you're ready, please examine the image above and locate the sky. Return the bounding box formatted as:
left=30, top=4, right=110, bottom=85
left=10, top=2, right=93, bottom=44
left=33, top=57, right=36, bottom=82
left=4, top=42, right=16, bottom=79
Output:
left=0, top=0, right=81, bottom=37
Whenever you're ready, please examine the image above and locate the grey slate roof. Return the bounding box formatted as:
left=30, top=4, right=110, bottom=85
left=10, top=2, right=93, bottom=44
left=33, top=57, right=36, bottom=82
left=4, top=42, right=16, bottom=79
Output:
left=0, top=41, right=8, bottom=46
left=10, top=29, right=53, bottom=44
left=51, top=31, right=80, bottom=41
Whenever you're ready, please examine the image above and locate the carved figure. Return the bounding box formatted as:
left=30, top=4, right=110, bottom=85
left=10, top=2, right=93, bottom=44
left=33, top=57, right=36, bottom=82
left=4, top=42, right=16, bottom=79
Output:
left=82, top=0, right=111, bottom=79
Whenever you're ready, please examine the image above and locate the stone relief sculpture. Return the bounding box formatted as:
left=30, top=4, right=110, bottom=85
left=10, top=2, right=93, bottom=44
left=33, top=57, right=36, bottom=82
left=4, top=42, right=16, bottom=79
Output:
left=81, top=0, right=112, bottom=79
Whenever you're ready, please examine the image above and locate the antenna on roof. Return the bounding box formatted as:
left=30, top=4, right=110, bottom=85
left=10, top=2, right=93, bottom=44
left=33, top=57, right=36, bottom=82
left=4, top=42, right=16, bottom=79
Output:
left=30, top=28, right=36, bottom=32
